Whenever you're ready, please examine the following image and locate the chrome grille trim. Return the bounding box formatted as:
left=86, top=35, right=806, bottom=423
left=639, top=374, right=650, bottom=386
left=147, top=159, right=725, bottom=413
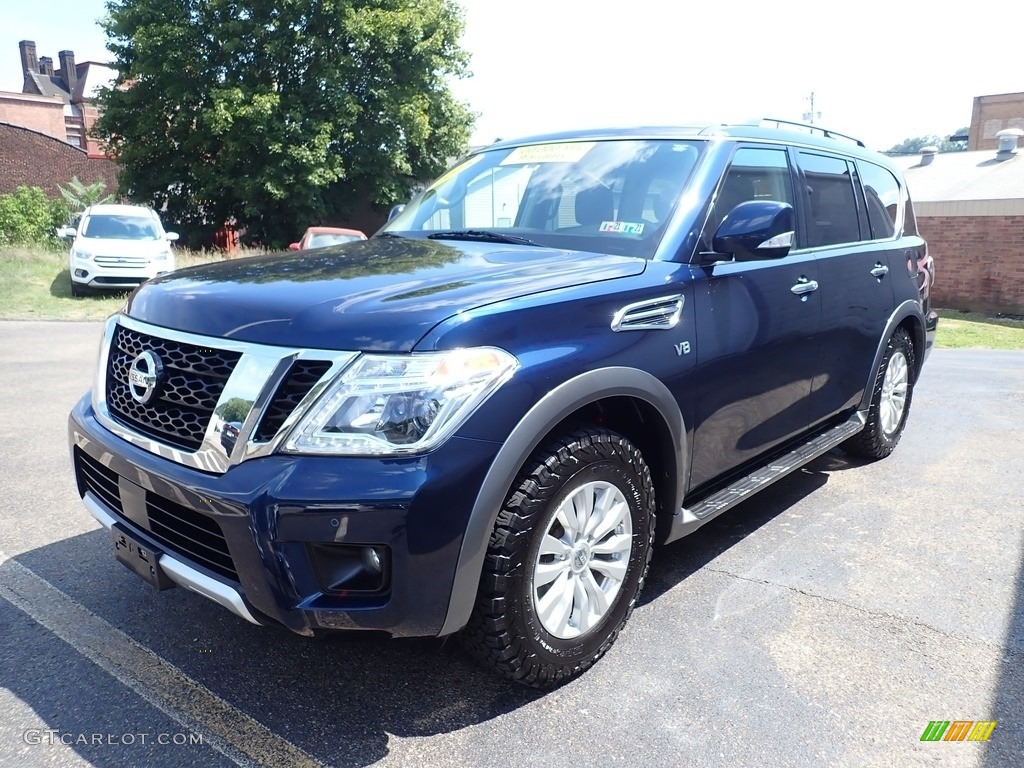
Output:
left=610, top=294, right=684, bottom=332
left=93, top=315, right=358, bottom=474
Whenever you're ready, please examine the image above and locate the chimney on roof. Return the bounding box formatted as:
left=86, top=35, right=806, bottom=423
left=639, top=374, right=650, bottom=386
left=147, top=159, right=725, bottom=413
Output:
left=58, top=50, right=77, bottom=95
left=995, top=128, right=1023, bottom=158
left=919, top=146, right=938, bottom=166
left=39, top=56, right=54, bottom=76
left=18, top=40, right=37, bottom=74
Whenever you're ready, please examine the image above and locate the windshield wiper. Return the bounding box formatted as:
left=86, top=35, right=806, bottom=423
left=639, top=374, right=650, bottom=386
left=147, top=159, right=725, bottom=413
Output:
left=426, top=230, right=539, bottom=246
left=374, top=232, right=406, bottom=239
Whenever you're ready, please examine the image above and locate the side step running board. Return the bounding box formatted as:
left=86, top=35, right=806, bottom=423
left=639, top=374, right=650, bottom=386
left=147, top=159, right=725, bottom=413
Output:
left=667, top=411, right=866, bottom=542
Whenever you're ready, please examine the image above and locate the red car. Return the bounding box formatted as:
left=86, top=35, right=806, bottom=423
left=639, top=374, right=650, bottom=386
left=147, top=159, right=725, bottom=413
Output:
left=288, top=226, right=367, bottom=251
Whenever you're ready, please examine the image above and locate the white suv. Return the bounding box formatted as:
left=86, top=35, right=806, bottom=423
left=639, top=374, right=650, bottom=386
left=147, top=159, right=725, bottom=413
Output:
left=62, top=204, right=179, bottom=297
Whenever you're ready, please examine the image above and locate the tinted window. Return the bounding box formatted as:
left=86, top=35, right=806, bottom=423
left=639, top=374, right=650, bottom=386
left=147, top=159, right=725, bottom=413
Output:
left=858, top=161, right=900, bottom=239
left=707, top=146, right=795, bottom=245
left=799, top=153, right=861, bottom=247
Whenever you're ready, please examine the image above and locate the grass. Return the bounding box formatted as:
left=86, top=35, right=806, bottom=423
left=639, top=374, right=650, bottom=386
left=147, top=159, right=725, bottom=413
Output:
left=935, top=309, right=1024, bottom=350
left=3, top=245, right=1024, bottom=351
left=0, top=245, right=231, bottom=320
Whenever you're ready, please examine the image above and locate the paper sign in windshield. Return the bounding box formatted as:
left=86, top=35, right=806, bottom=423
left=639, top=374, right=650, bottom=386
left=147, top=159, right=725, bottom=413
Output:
left=599, top=221, right=645, bottom=235
left=500, top=142, right=595, bottom=165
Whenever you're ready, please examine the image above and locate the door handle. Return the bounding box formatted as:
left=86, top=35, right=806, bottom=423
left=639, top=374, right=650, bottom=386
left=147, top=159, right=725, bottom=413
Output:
left=871, top=263, right=889, bottom=278
left=790, top=277, right=819, bottom=296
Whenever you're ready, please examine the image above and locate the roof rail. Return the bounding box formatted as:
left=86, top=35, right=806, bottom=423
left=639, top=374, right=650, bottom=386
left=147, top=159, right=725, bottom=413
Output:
left=758, top=118, right=865, bottom=147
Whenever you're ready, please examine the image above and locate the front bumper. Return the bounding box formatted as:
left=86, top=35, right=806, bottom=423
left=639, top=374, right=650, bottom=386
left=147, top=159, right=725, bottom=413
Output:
left=70, top=257, right=171, bottom=290
left=69, top=394, right=501, bottom=637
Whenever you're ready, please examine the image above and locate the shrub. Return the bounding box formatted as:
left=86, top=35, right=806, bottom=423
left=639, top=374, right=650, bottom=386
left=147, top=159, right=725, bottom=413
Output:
left=0, top=186, right=69, bottom=247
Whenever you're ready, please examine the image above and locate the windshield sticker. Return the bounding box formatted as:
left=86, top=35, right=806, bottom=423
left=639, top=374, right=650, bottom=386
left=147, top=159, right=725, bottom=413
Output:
left=599, top=221, right=645, bottom=235
left=500, top=142, right=595, bottom=166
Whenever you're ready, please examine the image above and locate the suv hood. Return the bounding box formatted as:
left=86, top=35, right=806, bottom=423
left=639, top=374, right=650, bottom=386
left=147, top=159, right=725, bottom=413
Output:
left=126, top=238, right=646, bottom=351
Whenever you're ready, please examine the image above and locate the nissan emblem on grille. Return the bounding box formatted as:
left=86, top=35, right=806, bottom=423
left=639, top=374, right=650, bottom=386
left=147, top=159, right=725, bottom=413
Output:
left=127, top=350, right=163, bottom=404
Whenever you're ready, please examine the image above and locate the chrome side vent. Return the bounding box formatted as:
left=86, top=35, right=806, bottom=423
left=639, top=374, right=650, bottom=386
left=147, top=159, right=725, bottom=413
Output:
left=611, top=294, right=684, bottom=332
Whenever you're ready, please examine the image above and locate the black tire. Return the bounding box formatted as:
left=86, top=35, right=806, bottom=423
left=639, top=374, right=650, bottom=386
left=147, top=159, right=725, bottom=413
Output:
left=70, top=281, right=87, bottom=297
left=844, top=327, right=916, bottom=460
left=460, top=427, right=656, bottom=688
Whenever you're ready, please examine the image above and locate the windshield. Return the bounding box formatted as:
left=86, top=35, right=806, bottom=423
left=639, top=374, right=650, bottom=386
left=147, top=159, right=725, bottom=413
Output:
left=307, top=233, right=363, bottom=249
left=383, top=139, right=703, bottom=258
left=82, top=214, right=161, bottom=240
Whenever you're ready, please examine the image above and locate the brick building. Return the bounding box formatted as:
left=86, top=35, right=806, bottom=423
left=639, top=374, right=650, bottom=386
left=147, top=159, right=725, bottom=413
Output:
left=0, top=40, right=115, bottom=157
left=0, top=40, right=118, bottom=198
left=893, top=136, right=1024, bottom=313
left=968, top=92, right=1024, bottom=152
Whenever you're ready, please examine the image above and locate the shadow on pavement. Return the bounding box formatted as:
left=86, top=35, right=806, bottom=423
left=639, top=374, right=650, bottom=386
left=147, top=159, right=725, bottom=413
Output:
left=640, top=449, right=855, bottom=605
left=985, top=530, right=1023, bottom=764
left=4, top=531, right=544, bottom=767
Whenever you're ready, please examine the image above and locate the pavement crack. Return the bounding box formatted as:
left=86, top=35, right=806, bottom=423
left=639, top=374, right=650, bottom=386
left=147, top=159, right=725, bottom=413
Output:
left=704, top=565, right=1018, bottom=654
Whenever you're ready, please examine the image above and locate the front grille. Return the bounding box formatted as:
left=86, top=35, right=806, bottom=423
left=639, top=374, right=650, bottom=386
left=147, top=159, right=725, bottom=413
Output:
left=94, top=276, right=146, bottom=285
left=254, top=360, right=332, bottom=441
left=106, top=325, right=241, bottom=451
left=95, top=256, right=149, bottom=267
left=75, top=447, right=123, bottom=515
left=145, top=494, right=238, bottom=580
left=75, top=448, right=238, bottom=581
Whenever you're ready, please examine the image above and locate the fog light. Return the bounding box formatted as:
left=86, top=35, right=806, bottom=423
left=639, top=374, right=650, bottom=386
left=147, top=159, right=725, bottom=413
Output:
left=362, top=546, right=382, bottom=574
left=74, top=269, right=89, bottom=278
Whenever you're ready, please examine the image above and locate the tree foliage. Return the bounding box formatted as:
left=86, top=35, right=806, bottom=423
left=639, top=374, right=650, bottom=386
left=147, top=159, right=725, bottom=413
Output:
left=0, top=187, right=69, bottom=247
left=96, top=0, right=475, bottom=247
left=886, top=127, right=969, bottom=155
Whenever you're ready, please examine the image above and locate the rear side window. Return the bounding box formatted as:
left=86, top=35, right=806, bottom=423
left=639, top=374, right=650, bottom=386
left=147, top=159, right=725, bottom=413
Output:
left=798, top=152, right=861, bottom=247
left=858, top=161, right=901, bottom=239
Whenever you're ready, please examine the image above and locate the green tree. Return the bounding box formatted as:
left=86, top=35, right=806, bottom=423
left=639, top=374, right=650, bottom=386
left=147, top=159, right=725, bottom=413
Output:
left=886, top=127, right=969, bottom=154
left=96, top=0, right=474, bottom=248
left=58, top=176, right=115, bottom=211
left=0, top=187, right=69, bottom=247
left=215, top=397, right=251, bottom=423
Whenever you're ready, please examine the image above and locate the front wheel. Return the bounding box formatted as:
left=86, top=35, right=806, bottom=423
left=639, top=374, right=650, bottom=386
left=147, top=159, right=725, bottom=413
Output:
left=461, top=427, right=656, bottom=688
left=844, top=327, right=916, bottom=460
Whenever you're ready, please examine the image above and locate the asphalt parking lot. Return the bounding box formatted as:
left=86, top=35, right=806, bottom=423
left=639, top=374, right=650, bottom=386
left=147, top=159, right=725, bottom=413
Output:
left=0, top=320, right=1021, bottom=768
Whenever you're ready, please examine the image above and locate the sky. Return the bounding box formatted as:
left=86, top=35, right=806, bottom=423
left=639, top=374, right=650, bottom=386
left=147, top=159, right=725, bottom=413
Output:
left=2, top=0, right=1022, bottom=152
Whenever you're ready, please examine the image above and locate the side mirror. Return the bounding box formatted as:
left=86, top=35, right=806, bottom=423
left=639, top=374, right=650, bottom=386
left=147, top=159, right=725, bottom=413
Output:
left=288, top=242, right=301, bottom=251
left=708, top=201, right=795, bottom=262
left=387, top=204, right=405, bottom=222
left=165, top=232, right=179, bottom=242
left=57, top=227, right=77, bottom=239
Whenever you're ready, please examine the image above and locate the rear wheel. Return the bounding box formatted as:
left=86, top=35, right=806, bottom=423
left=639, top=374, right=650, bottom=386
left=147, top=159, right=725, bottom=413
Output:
left=461, top=427, right=655, bottom=688
left=844, top=327, right=916, bottom=460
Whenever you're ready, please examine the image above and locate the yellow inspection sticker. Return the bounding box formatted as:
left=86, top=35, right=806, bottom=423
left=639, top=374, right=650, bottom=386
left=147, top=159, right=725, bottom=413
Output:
left=500, top=142, right=595, bottom=165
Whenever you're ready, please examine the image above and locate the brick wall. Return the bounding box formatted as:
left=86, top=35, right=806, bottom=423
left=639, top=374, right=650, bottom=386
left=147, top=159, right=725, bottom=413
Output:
left=917, top=214, right=1024, bottom=313
left=969, top=93, right=1024, bottom=151
left=0, top=122, right=118, bottom=198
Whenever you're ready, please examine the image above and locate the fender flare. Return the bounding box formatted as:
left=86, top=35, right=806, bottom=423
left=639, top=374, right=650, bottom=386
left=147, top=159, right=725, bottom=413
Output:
left=437, top=366, right=686, bottom=636
left=858, top=300, right=926, bottom=411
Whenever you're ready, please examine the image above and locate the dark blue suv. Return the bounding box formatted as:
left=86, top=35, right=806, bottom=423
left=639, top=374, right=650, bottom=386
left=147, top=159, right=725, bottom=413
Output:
left=69, top=121, right=937, bottom=687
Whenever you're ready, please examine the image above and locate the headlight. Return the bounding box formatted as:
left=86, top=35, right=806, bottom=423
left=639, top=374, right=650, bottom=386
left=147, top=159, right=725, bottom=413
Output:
left=72, top=248, right=93, bottom=261
left=283, top=347, right=518, bottom=455
left=153, top=250, right=171, bottom=261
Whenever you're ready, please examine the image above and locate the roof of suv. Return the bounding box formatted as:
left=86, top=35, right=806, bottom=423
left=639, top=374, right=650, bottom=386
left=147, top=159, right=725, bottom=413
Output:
left=84, top=204, right=160, bottom=219
left=485, top=120, right=888, bottom=164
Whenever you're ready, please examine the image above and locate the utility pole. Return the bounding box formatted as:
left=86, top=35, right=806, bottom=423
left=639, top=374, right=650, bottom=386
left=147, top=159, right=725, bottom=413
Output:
left=803, top=92, right=821, bottom=125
